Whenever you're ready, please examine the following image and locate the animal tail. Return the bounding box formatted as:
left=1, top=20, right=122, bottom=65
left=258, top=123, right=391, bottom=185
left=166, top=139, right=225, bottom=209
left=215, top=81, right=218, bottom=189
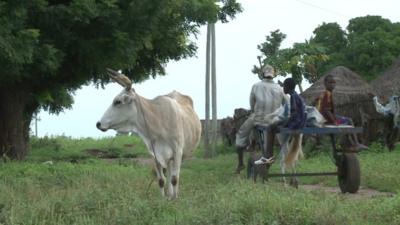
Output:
left=284, top=134, right=303, bottom=168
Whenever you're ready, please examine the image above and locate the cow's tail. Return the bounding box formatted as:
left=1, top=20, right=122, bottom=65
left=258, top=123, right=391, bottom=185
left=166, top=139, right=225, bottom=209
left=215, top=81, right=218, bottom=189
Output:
left=284, top=134, right=303, bottom=168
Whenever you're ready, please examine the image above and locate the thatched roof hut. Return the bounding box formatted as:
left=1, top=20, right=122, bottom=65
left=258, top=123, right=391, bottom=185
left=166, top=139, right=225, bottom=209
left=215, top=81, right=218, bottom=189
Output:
left=301, top=66, right=379, bottom=126
left=371, top=59, right=400, bottom=100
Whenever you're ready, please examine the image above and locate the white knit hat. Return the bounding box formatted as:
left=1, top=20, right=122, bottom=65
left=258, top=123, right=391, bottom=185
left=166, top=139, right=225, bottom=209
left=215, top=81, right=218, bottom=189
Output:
left=261, top=64, right=275, bottom=78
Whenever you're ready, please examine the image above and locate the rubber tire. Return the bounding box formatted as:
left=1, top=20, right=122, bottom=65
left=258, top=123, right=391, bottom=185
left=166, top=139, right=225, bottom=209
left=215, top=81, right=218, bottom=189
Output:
left=338, top=153, right=360, bottom=193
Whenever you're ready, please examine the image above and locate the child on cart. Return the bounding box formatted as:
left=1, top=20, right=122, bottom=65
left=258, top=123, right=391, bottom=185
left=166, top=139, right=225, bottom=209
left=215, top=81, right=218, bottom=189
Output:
left=314, top=74, right=368, bottom=150
left=255, top=77, right=307, bottom=165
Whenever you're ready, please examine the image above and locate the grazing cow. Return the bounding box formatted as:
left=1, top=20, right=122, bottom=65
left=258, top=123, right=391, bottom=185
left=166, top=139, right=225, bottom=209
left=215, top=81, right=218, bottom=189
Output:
left=96, top=69, right=202, bottom=199
left=219, top=108, right=253, bottom=147
left=220, top=116, right=235, bottom=146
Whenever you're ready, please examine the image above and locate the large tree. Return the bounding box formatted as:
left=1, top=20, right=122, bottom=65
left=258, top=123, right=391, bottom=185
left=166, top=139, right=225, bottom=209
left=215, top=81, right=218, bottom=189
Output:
left=0, top=0, right=241, bottom=159
left=311, top=16, right=400, bottom=80
left=255, top=16, right=400, bottom=87
left=310, top=22, right=347, bottom=75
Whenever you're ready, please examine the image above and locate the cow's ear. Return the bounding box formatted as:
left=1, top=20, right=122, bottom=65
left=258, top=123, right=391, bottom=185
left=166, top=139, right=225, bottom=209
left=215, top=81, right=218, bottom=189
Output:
left=122, top=94, right=133, bottom=104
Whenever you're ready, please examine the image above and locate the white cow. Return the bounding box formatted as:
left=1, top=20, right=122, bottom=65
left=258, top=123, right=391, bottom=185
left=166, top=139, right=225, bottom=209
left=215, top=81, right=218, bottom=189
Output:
left=97, top=69, right=202, bottom=199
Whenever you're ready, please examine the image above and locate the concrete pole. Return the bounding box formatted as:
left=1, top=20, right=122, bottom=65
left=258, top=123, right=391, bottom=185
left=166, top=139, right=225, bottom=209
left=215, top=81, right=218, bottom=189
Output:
left=211, top=23, right=218, bottom=157
left=204, top=23, right=211, bottom=158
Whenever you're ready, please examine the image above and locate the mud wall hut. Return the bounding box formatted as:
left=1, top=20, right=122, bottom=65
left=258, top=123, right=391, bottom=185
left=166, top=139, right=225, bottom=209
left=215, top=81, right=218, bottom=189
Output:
left=371, top=59, right=400, bottom=100
left=300, top=66, right=381, bottom=142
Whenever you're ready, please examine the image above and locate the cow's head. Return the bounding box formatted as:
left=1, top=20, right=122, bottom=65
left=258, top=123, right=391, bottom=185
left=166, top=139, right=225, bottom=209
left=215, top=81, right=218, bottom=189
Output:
left=96, top=69, right=138, bottom=133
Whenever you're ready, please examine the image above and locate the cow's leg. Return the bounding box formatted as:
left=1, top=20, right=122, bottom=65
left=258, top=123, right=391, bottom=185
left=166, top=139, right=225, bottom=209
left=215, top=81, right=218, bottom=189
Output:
left=151, top=158, right=166, bottom=196
left=287, top=134, right=302, bottom=188
left=279, top=143, right=287, bottom=186
left=168, top=150, right=182, bottom=199
left=280, top=159, right=287, bottom=186
left=289, top=164, right=299, bottom=188
left=152, top=142, right=174, bottom=198
left=277, top=133, right=289, bottom=186
left=166, top=160, right=174, bottom=197
left=154, top=161, right=167, bottom=197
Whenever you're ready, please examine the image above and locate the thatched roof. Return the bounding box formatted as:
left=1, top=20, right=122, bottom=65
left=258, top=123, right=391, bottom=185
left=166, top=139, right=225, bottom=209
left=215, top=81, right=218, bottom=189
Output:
left=300, top=66, right=379, bottom=124
left=370, top=59, right=400, bottom=100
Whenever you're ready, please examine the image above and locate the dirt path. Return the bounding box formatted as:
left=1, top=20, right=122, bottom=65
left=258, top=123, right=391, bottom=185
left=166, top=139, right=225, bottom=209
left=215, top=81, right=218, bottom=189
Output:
left=100, top=155, right=396, bottom=200
left=300, top=184, right=395, bottom=199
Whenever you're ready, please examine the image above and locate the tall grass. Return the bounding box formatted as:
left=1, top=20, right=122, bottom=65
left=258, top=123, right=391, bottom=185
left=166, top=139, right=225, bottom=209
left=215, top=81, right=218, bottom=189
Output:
left=0, top=136, right=399, bottom=225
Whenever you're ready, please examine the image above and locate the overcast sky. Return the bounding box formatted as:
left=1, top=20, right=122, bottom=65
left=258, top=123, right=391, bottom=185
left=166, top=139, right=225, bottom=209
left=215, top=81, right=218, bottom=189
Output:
left=33, top=0, right=400, bottom=138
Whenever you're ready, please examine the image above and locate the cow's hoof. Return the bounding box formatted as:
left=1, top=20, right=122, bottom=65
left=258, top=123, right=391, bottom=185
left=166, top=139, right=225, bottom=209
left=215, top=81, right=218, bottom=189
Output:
left=289, top=178, right=299, bottom=188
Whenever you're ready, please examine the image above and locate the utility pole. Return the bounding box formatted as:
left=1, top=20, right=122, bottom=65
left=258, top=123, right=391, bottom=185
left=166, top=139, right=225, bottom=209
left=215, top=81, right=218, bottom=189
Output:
left=204, top=22, right=217, bottom=158
left=210, top=23, right=218, bottom=157
left=33, top=113, right=40, bottom=136
left=204, top=24, right=211, bottom=158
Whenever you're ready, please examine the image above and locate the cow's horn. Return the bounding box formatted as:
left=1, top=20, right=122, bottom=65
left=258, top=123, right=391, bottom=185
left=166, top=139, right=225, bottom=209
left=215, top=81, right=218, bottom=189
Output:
left=106, top=68, right=132, bottom=90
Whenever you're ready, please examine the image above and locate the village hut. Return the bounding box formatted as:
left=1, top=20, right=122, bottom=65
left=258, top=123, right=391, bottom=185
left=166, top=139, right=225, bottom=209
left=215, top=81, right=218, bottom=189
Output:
left=371, top=59, right=400, bottom=100
left=300, top=66, right=381, bottom=142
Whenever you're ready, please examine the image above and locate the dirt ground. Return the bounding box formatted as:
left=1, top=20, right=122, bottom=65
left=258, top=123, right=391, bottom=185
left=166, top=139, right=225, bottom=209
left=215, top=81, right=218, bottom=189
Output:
left=300, top=184, right=395, bottom=199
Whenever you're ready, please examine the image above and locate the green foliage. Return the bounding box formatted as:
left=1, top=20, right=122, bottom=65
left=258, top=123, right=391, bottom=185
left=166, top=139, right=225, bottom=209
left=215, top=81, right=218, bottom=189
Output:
left=218, top=0, right=242, bottom=23
left=256, top=16, right=400, bottom=85
left=252, top=29, right=286, bottom=77
left=0, top=0, right=242, bottom=118
left=0, top=0, right=242, bottom=160
left=0, top=137, right=400, bottom=224
left=344, top=16, right=400, bottom=80
left=311, top=16, right=400, bottom=80
left=312, top=22, right=347, bottom=53
left=281, top=41, right=329, bottom=85
left=366, top=142, right=388, bottom=153
left=254, top=30, right=328, bottom=88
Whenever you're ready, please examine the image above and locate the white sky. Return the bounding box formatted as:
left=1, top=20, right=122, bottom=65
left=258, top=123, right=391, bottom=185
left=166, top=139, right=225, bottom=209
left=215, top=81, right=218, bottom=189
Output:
left=33, top=0, right=400, bottom=138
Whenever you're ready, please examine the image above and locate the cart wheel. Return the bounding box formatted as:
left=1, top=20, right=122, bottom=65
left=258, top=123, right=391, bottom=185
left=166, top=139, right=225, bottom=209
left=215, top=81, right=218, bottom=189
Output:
left=338, top=153, right=360, bottom=193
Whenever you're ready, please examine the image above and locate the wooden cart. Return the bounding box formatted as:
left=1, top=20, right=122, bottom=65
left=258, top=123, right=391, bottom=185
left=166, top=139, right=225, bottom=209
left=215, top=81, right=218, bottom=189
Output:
left=254, top=125, right=363, bottom=193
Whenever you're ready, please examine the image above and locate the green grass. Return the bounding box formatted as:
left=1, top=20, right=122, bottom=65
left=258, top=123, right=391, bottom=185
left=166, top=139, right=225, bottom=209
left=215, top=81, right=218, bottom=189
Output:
left=0, top=136, right=399, bottom=225
left=27, top=135, right=148, bottom=162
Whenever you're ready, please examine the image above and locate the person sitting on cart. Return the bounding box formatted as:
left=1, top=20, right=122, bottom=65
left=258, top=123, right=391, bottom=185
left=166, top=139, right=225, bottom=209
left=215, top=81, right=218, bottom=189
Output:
left=234, top=64, right=288, bottom=173
left=314, top=74, right=368, bottom=150
left=255, top=77, right=307, bottom=165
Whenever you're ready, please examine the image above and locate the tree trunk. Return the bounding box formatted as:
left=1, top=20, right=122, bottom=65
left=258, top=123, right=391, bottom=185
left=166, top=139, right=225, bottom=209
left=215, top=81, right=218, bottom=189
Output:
left=0, top=87, right=32, bottom=160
